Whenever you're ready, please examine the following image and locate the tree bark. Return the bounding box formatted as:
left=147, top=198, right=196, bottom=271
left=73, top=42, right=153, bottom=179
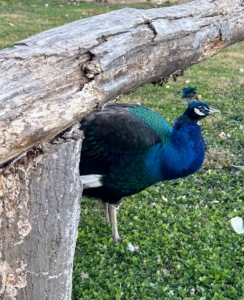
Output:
left=0, top=1, right=244, bottom=298
left=0, top=0, right=244, bottom=166
left=0, top=126, right=83, bottom=300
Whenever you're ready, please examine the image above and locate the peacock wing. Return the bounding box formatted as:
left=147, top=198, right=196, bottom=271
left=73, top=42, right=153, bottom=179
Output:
left=80, top=104, right=172, bottom=167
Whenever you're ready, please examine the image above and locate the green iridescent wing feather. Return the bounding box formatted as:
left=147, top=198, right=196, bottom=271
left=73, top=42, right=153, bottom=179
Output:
left=80, top=103, right=172, bottom=175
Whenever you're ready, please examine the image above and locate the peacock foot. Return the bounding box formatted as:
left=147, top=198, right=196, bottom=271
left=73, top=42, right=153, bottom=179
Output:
left=113, top=234, right=123, bottom=243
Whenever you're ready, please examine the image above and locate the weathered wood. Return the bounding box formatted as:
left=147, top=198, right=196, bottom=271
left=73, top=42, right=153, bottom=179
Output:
left=0, top=127, right=83, bottom=299
left=0, top=0, right=244, bottom=166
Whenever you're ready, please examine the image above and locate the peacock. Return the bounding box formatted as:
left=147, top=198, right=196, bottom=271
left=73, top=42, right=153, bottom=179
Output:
left=80, top=88, right=220, bottom=242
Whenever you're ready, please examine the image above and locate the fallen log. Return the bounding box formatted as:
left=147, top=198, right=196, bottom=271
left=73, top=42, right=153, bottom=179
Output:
left=0, top=0, right=244, bottom=166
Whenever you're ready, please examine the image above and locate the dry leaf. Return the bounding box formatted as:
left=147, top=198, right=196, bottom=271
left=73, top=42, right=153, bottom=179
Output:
left=219, top=132, right=226, bottom=139
left=231, top=216, right=244, bottom=234
left=127, top=242, right=140, bottom=252
left=163, top=268, right=170, bottom=276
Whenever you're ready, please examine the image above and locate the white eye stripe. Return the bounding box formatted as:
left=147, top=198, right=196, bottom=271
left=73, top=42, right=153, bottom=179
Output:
left=194, top=107, right=206, bottom=116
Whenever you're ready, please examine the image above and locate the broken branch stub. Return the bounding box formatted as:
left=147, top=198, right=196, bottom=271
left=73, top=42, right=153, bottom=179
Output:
left=0, top=0, right=244, bottom=166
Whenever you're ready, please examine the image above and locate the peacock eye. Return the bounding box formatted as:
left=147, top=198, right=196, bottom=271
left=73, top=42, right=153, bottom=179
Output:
left=193, top=106, right=207, bottom=116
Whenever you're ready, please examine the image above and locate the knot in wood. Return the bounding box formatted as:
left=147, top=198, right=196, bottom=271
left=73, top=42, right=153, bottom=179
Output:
left=83, top=60, right=102, bottom=79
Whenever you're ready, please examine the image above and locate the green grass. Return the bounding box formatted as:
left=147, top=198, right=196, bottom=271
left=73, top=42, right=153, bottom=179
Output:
left=74, top=62, right=244, bottom=299
left=0, top=0, right=158, bottom=48
left=1, top=1, right=244, bottom=299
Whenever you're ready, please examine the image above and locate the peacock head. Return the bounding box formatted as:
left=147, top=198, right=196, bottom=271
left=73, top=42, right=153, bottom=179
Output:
left=184, top=101, right=220, bottom=122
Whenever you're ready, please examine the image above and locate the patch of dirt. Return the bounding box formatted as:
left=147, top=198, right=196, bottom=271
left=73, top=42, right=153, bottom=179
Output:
left=0, top=14, right=23, bottom=19
left=203, top=147, right=234, bottom=169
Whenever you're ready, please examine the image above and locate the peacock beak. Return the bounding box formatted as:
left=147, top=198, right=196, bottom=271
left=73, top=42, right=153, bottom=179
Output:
left=209, top=107, right=220, bottom=114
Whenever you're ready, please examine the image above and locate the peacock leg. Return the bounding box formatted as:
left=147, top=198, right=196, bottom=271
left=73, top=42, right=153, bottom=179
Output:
left=109, top=204, right=122, bottom=243
left=103, top=202, right=109, bottom=222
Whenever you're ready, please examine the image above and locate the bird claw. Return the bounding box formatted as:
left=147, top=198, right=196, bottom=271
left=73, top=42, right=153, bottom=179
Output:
left=113, top=235, right=123, bottom=243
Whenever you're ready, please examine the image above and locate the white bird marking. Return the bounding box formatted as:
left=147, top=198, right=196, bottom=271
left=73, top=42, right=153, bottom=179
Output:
left=194, top=107, right=205, bottom=116
left=81, top=174, right=103, bottom=189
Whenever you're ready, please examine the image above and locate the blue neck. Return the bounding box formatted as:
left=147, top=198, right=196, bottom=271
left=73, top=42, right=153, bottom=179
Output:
left=145, top=121, right=206, bottom=182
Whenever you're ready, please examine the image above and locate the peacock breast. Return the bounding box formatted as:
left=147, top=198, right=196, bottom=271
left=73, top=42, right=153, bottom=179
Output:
left=145, top=123, right=206, bottom=181
left=165, top=123, right=206, bottom=179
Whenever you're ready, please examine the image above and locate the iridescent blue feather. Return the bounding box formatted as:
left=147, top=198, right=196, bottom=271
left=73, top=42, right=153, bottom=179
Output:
left=80, top=98, right=220, bottom=242
left=80, top=100, right=219, bottom=203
